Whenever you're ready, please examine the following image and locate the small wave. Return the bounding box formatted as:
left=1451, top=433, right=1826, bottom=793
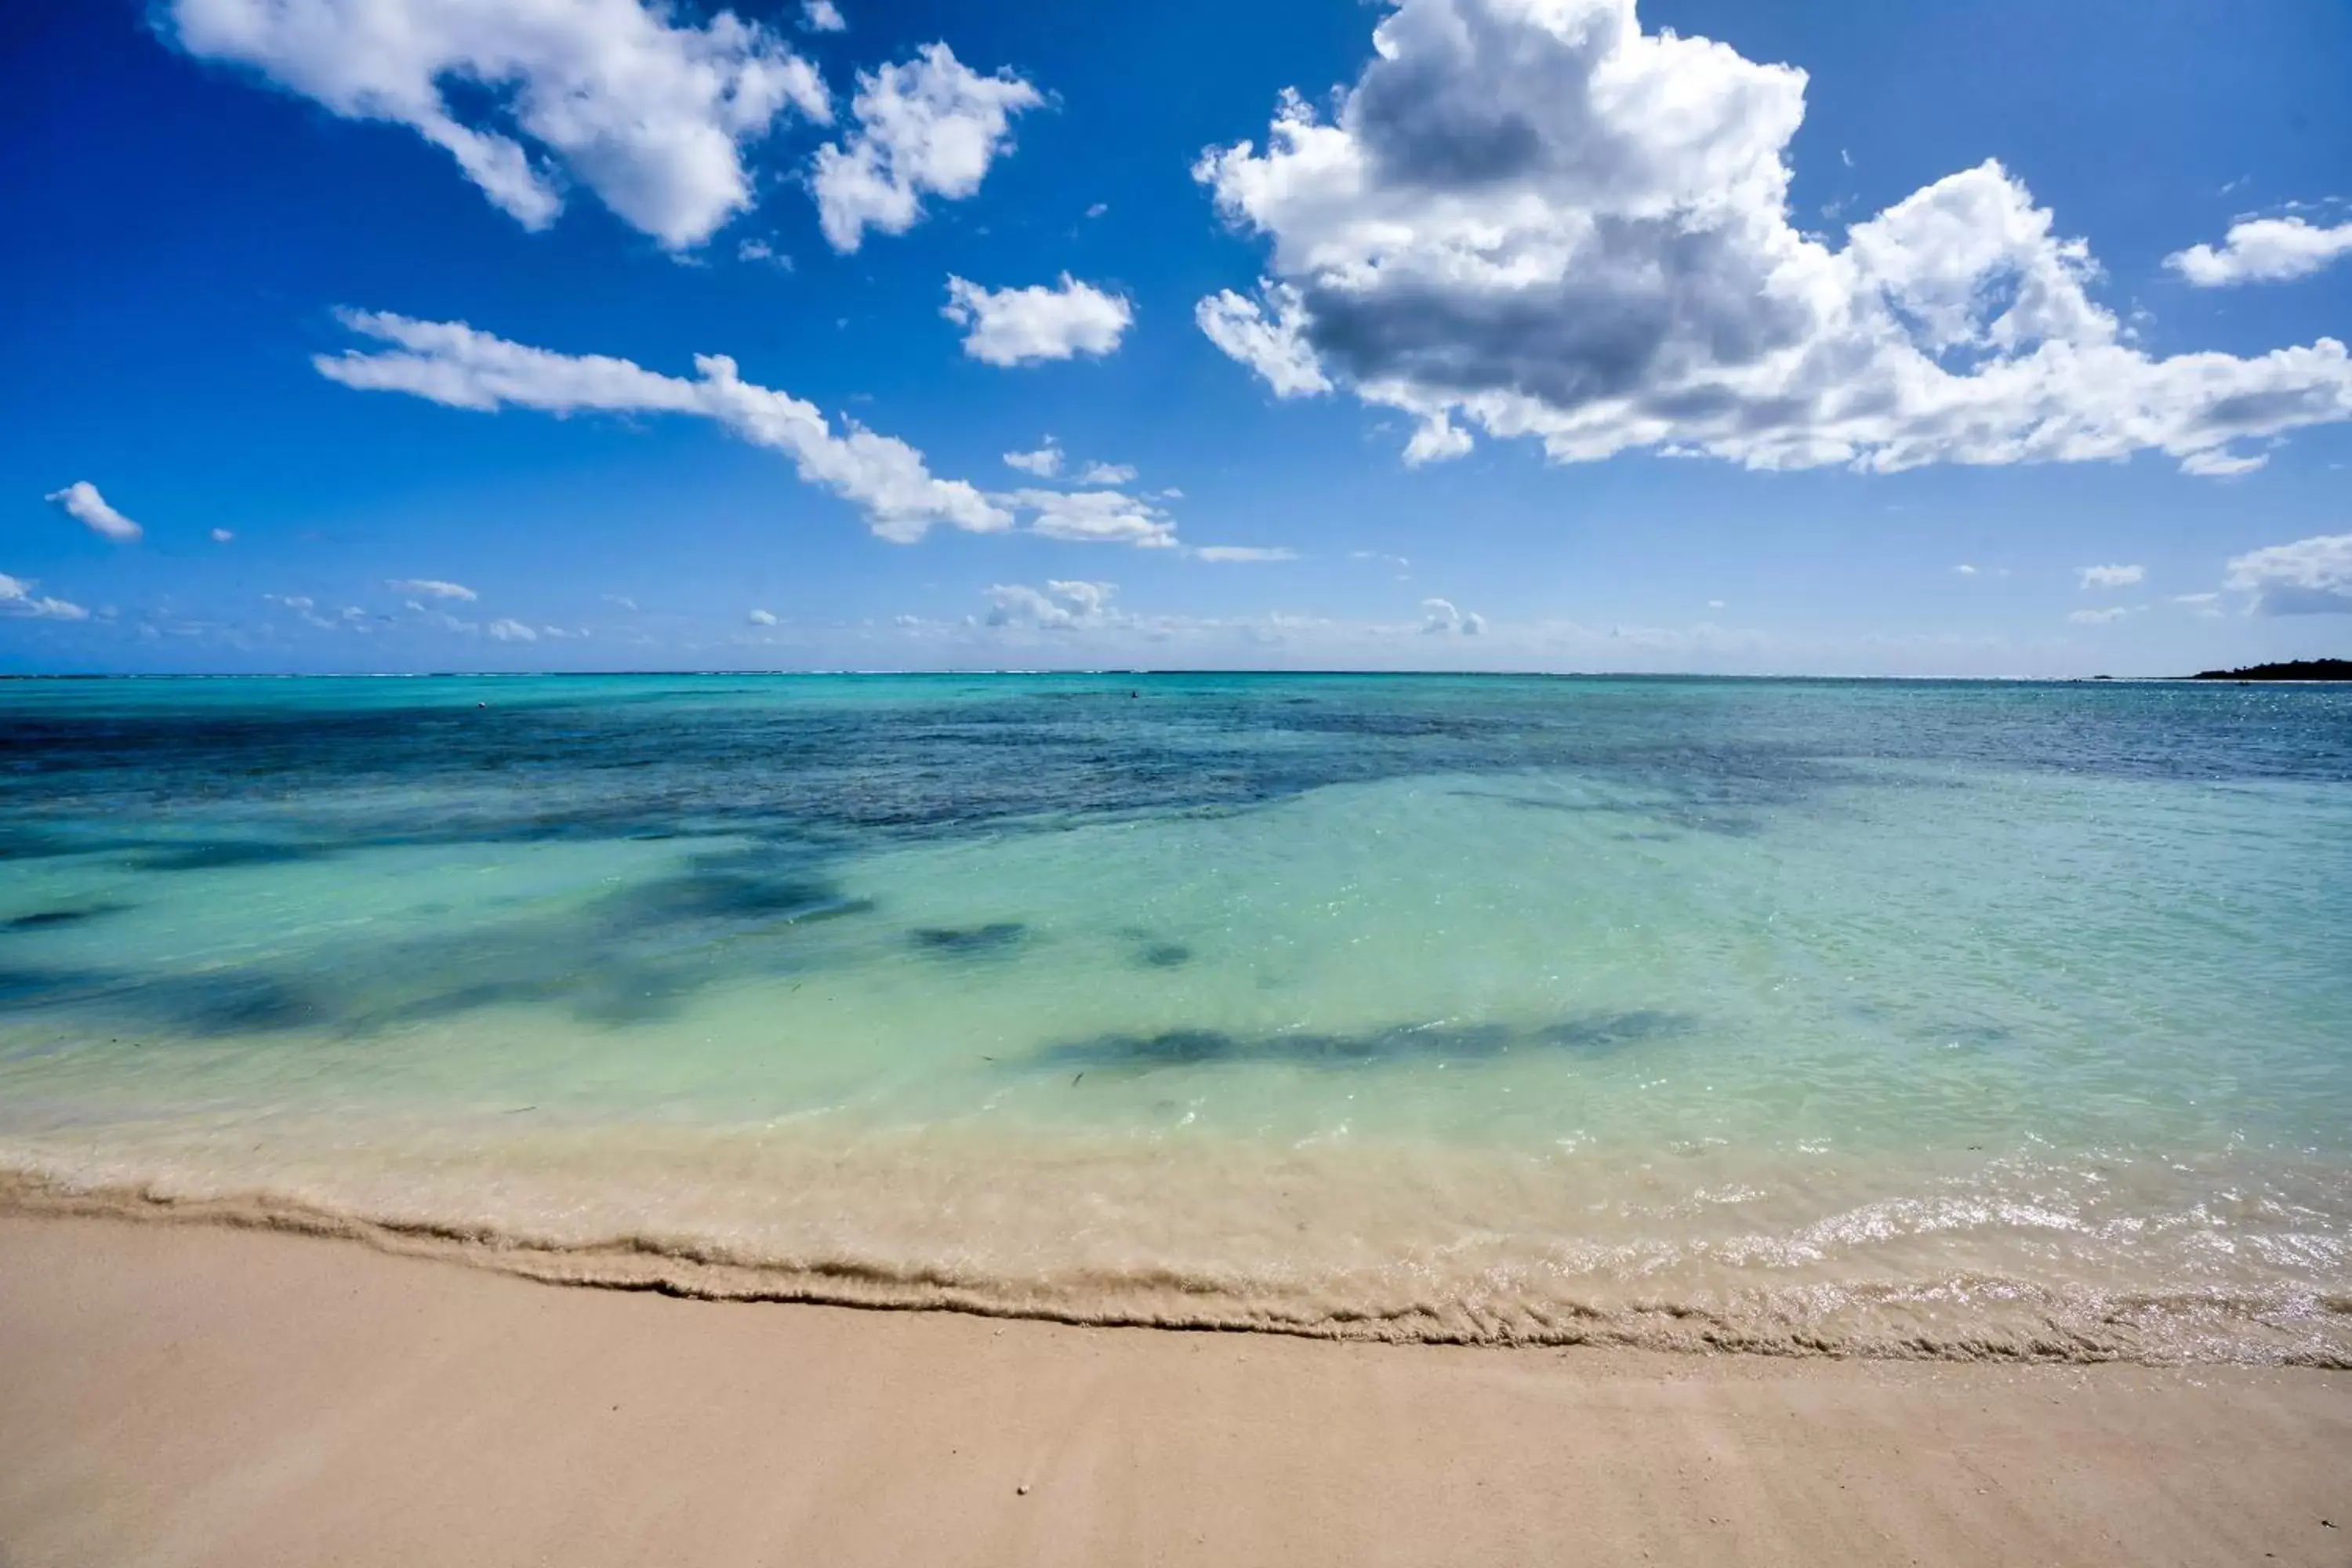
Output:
left=5, top=1168, right=2346, bottom=1368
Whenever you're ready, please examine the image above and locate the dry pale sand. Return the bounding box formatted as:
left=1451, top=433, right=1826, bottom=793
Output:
left=0, top=1216, right=2346, bottom=1567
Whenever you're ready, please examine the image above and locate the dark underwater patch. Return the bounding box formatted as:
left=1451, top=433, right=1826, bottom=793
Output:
left=1136, top=942, right=1193, bottom=969
left=3, top=902, right=131, bottom=932
left=909, top=922, right=1026, bottom=955
left=144, top=971, right=324, bottom=1034
left=133, top=840, right=325, bottom=873
left=1034, top=1009, right=1696, bottom=1075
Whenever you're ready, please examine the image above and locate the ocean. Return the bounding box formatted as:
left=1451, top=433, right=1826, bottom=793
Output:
left=2, top=673, right=2348, bottom=1362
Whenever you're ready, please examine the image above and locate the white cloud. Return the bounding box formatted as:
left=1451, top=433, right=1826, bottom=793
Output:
left=1706, top=599, right=1726, bottom=610
left=1004, top=488, right=1178, bottom=548
left=809, top=44, right=1040, bottom=252
left=2167, top=216, right=2352, bottom=288
left=2172, top=591, right=2224, bottom=619
left=747, top=608, right=779, bottom=625
left=1003, top=440, right=1064, bottom=477
left=387, top=576, right=478, bottom=601
left=211, top=527, right=235, bottom=543
left=1076, top=460, right=1137, bottom=485
left=318, top=310, right=1010, bottom=543
left=800, top=0, right=845, bottom=34
left=604, top=593, right=640, bottom=611
left=487, top=618, right=539, bottom=641
left=1086, top=201, right=1108, bottom=219
left=165, top=0, right=827, bottom=251
left=1194, top=286, right=1330, bottom=397
left=2179, top=448, right=2268, bottom=477
left=2078, top=564, right=2145, bottom=590
left=44, top=481, right=141, bottom=542
left=1421, top=597, right=1486, bottom=635
left=985, top=579, right=1121, bottom=630
left=1193, top=546, right=1297, bottom=563
left=944, top=274, right=1133, bottom=366
left=265, top=592, right=336, bottom=629
left=1193, top=0, right=2352, bottom=478
left=2223, top=532, right=2352, bottom=615
left=1954, top=564, right=1978, bottom=575
left=2067, top=607, right=2131, bottom=625
left=1403, top=415, right=1473, bottom=466
left=0, top=572, right=89, bottom=621
left=737, top=237, right=791, bottom=268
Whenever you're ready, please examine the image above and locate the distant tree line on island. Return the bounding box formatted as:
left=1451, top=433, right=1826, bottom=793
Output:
left=2190, top=659, right=2352, bottom=681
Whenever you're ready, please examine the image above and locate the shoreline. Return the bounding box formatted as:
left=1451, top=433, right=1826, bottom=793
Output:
left=8, top=1169, right=2347, bottom=1367
left=4, top=1213, right=2348, bottom=1566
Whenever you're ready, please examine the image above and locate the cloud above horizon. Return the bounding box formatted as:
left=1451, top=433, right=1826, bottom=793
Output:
left=1421, top=597, right=1486, bottom=635
left=45, top=481, right=142, bottom=543
left=1003, top=488, right=1177, bottom=548
left=2224, top=532, right=2352, bottom=615
left=387, top=577, right=478, bottom=601
left=2168, top=216, right=2352, bottom=288
left=984, top=579, right=1121, bottom=630
left=2079, top=564, right=2145, bottom=590
left=1193, top=0, right=2352, bottom=477
left=1193, top=545, right=1297, bottom=563
left=945, top=274, right=1133, bottom=366
left=164, top=0, right=829, bottom=250
left=0, top=572, right=89, bottom=622
left=811, top=44, right=1040, bottom=252
left=318, top=310, right=1180, bottom=548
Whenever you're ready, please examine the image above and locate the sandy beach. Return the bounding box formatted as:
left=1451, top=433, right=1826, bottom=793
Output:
left=0, top=1215, right=2344, bottom=1567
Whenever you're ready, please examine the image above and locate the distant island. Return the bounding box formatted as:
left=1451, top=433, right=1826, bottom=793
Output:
left=2190, top=659, right=2352, bottom=681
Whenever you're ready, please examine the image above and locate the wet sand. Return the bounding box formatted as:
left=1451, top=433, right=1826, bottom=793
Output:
left=2, top=1215, right=2347, bottom=1567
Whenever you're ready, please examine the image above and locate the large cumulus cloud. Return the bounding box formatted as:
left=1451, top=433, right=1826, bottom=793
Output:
left=1193, top=0, right=2352, bottom=476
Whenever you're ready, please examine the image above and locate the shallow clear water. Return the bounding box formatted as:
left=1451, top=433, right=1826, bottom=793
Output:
left=3, top=673, right=2349, bottom=1359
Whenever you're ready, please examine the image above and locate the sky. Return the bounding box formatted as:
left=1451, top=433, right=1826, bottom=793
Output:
left=2, top=0, right=2350, bottom=677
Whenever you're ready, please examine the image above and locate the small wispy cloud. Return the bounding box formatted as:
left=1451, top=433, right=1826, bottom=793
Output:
left=799, top=0, right=845, bottom=32
left=1421, top=597, right=1486, bottom=636
left=0, top=572, right=89, bottom=621
left=388, top=578, right=478, bottom=601
left=747, top=608, right=779, bottom=626
left=45, top=481, right=141, bottom=543
left=1004, top=440, right=1063, bottom=478
left=2078, top=564, right=2145, bottom=590
left=1192, top=546, right=1297, bottom=563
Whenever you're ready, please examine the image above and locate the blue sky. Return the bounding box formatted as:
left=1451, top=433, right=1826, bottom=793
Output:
left=2, top=0, right=2349, bottom=676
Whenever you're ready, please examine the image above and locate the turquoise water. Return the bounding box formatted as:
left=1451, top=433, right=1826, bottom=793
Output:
left=3, top=674, right=2349, bottom=1360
